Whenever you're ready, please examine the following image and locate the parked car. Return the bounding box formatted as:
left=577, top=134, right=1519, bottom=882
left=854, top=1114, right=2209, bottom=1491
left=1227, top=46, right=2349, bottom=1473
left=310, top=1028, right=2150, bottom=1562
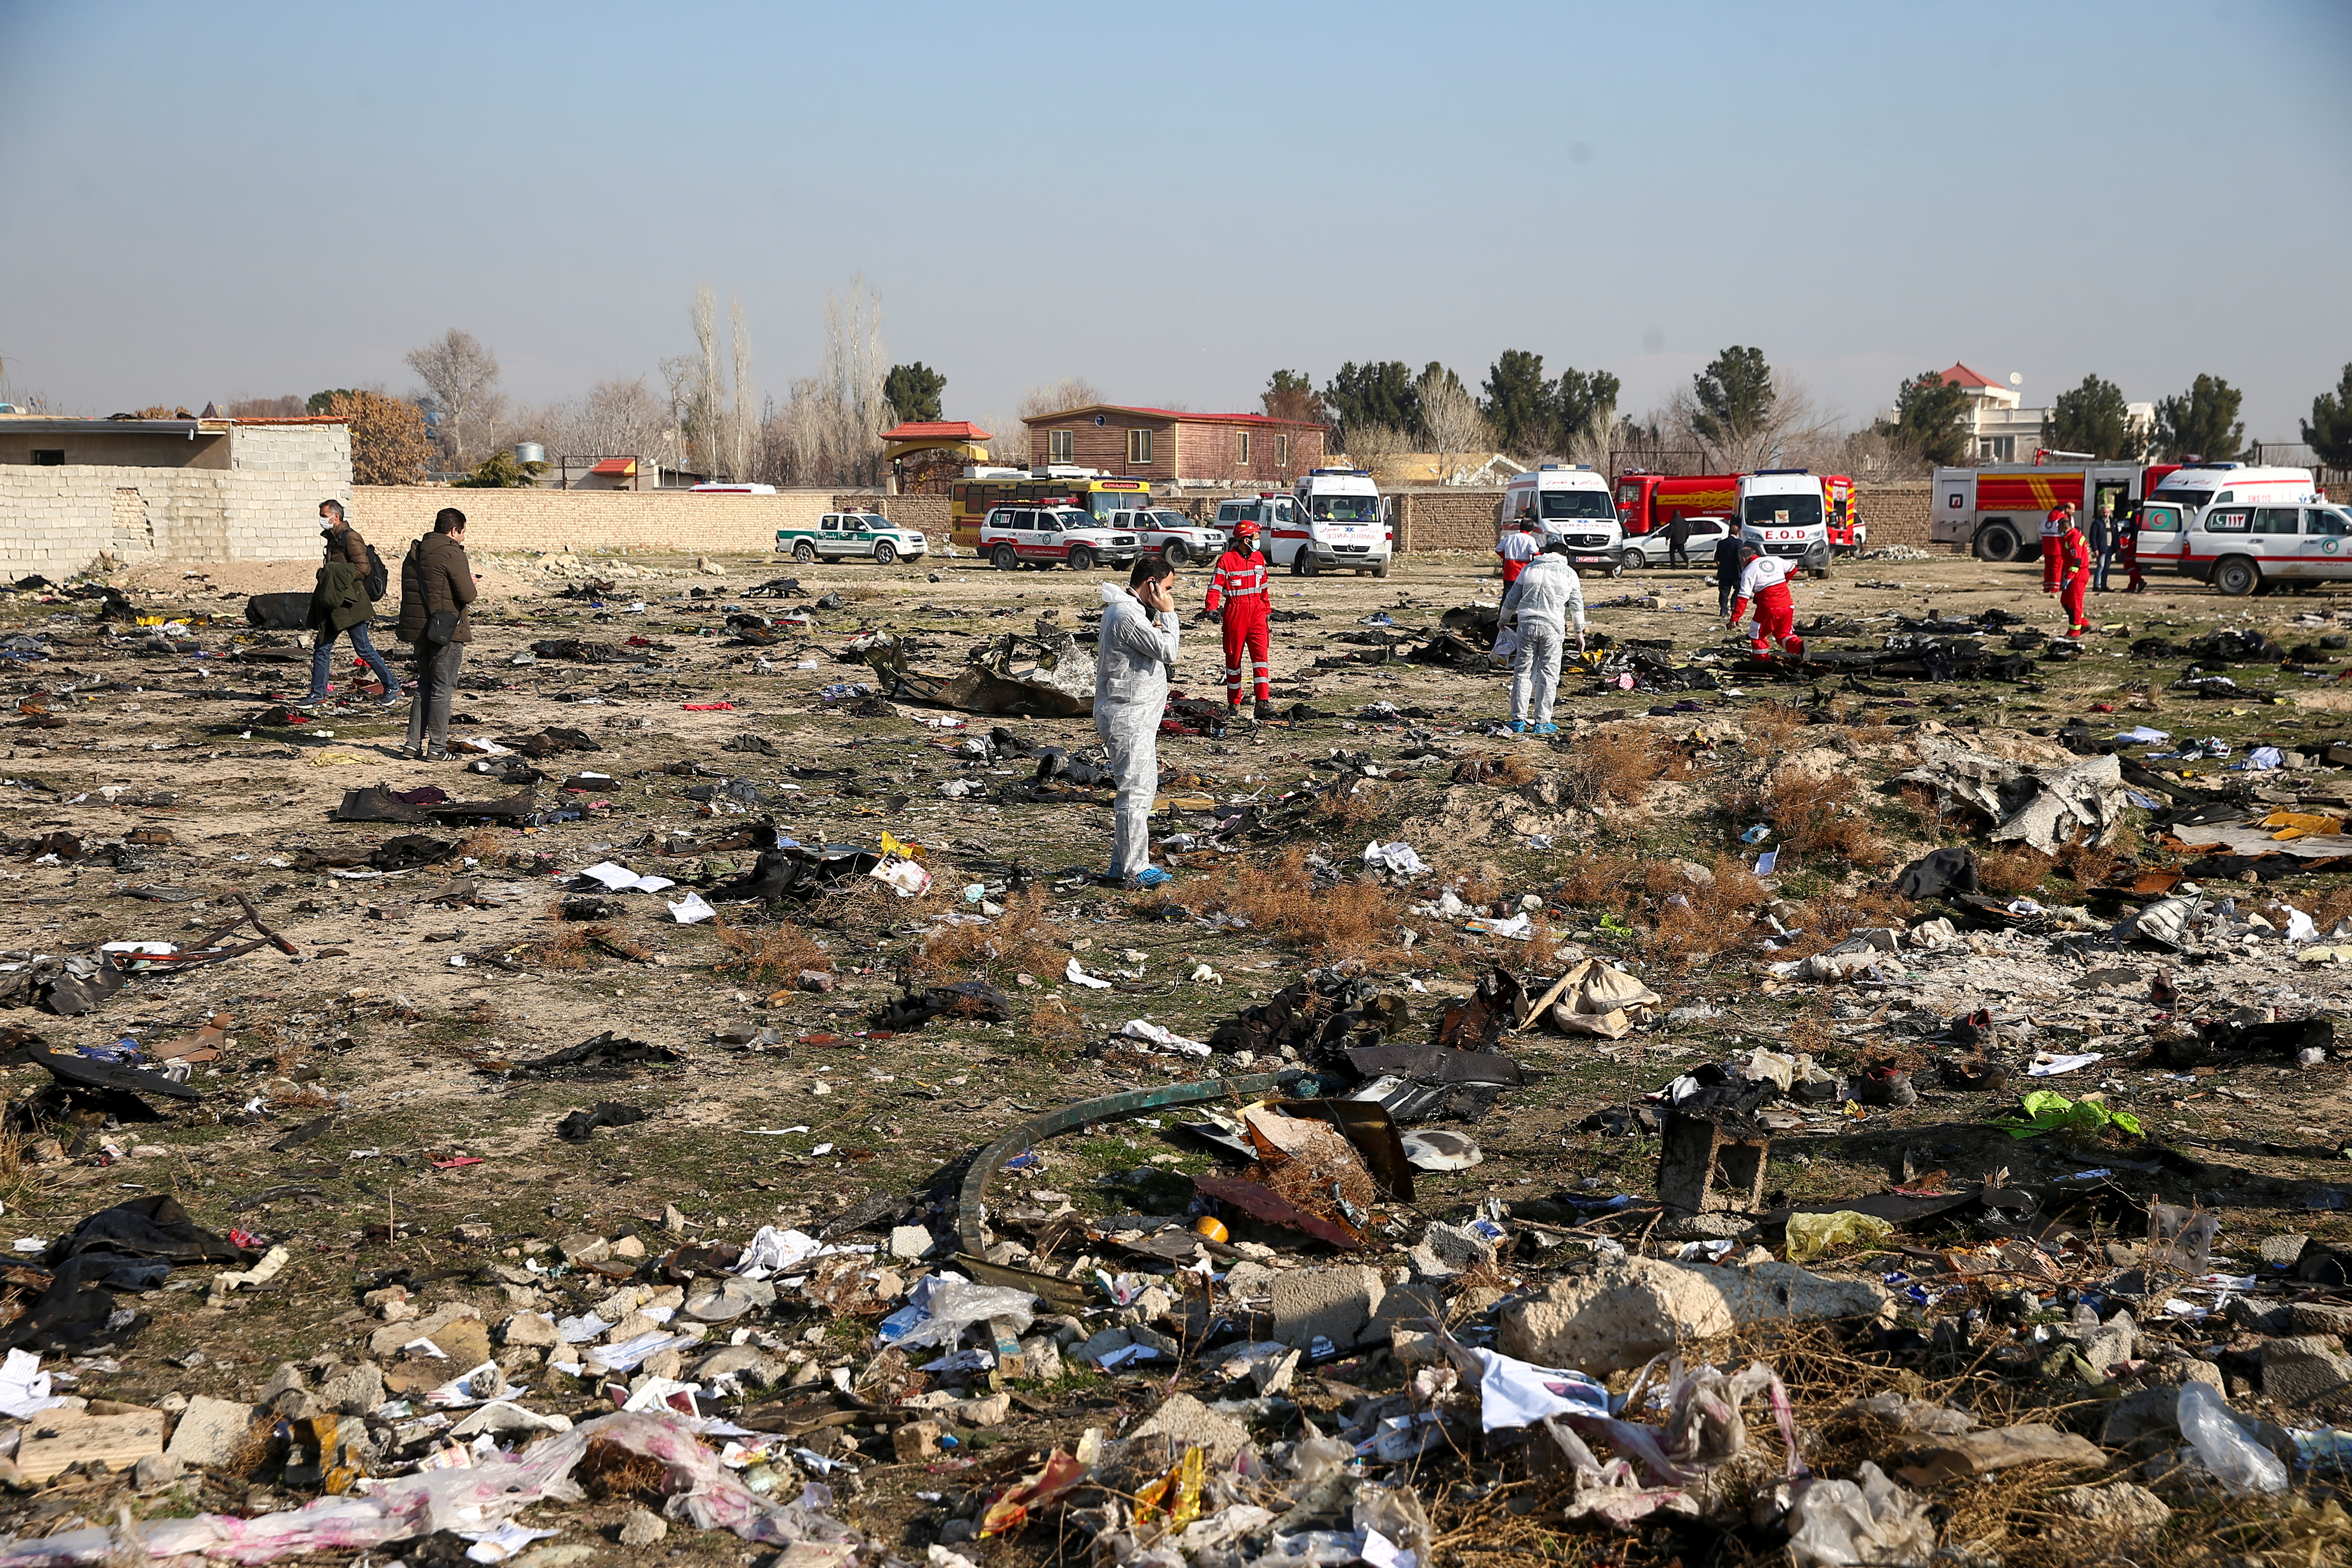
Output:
left=1127, top=508, right=1228, bottom=566
left=775, top=512, right=929, bottom=565
left=1616, top=514, right=1732, bottom=568
left=2181, top=499, right=2352, bottom=595
left=975, top=505, right=1142, bottom=571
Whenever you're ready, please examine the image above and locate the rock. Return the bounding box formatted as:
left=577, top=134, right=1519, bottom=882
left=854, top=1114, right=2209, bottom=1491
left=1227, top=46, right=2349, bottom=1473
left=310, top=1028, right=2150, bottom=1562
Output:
left=1126, top=1392, right=1251, bottom=1465
left=1013, top=1336, right=1063, bottom=1383
left=2261, top=1334, right=2352, bottom=1406
left=361, top=1285, right=409, bottom=1311
left=1654, top=1213, right=1757, bottom=1242
left=2287, top=1300, right=2352, bottom=1337
left=1896, top=1422, right=2107, bottom=1486
left=1271, top=1265, right=1387, bottom=1352
left=1369, top=1281, right=1446, bottom=1340
left=2260, top=1233, right=2311, bottom=1269
left=1499, top=1258, right=1890, bottom=1375
left=369, top=1303, right=485, bottom=1359
left=661, top=1203, right=689, bottom=1233
left=609, top=1235, right=646, bottom=1260
left=894, top=1420, right=942, bottom=1461
left=2048, top=1480, right=2169, bottom=1540
left=949, top=1393, right=1010, bottom=1427
left=132, top=1451, right=183, bottom=1491
left=1220, top=1260, right=1278, bottom=1300
left=617, top=1506, right=668, bottom=1547
left=556, top=1233, right=611, bottom=1265
left=693, top=1345, right=783, bottom=1386
left=451, top=1223, right=494, bottom=1245
left=317, top=1362, right=382, bottom=1415
left=1407, top=1221, right=1496, bottom=1281
left=502, top=1312, right=560, bottom=1348
left=2080, top=1310, right=2137, bottom=1377
left=1391, top=1328, right=1442, bottom=1369
left=163, top=1395, right=254, bottom=1468
left=797, top=970, right=836, bottom=993
left=889, top=1225, right=934, bottom=1261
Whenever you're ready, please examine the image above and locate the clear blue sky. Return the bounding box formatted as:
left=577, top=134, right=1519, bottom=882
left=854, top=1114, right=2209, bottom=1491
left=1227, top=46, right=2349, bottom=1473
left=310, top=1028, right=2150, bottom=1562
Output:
left=3, top=0, right=2346, bottom=438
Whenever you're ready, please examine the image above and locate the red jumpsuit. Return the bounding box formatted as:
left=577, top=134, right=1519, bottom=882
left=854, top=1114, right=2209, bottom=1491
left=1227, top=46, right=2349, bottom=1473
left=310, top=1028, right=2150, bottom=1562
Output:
left=2040, top=512, right=2071, bottom=592
left=1730, top=555, right=1803, bottom=658
left=1205, top=544, right=1271, bottom=707
left=2058, top=525, right=2092, bottom=634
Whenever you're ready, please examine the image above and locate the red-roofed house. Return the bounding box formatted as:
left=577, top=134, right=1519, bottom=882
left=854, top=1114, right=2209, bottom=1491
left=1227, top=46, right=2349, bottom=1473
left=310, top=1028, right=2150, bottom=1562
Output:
left=1020, top=405, right=1325, bottom=486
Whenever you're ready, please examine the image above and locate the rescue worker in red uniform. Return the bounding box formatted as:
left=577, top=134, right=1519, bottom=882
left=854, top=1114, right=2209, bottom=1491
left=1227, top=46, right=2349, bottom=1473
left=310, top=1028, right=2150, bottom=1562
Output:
left=2039, top=503, right=2076, bottom=593
left=2057, top=513, right=2093, bottom=637
left=1729, top=544, right=1805, bottom=660
left=1204, top=518, right=1274, bottom=719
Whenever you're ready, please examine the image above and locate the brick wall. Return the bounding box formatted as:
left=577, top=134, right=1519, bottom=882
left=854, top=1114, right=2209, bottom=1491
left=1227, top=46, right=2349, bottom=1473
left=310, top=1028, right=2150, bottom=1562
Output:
left=1019, top=412, right=1323, bottom=484
left=1853, top=481, right=1950, bottom=550
left=0, top=436, right=347, bottom=580
left=1392, top=488, right=1506, bottom=552
left=351, top=485, right=831, bottom=556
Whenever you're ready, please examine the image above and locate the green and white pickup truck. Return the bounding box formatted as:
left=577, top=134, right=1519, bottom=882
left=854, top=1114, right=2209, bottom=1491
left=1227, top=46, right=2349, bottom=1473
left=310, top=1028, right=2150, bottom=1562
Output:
left=775, top=512, right=931, bottom=565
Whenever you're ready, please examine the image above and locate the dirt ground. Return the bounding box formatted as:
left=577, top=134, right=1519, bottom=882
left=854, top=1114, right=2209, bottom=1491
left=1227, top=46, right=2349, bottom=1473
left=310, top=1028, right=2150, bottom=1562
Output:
left=5, top=541, right=2352, bottom=1566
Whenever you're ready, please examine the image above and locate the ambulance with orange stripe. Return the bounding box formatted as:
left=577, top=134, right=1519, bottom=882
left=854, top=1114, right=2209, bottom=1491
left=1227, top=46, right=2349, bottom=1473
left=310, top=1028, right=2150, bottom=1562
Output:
left=1932, top=460, right=2168, bottom=561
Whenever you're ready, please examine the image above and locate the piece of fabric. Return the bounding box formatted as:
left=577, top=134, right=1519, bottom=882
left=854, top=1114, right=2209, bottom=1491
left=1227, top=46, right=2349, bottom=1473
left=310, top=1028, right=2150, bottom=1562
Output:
left=308, top=621, right=398, bottom=702
left=398, top=531, right=478, bottom=646
left=405, top=640, right=466, bottom=752
left=1512, top=620, right=1565, bottom=726
left=1501, top=555, right=1585, bottom=632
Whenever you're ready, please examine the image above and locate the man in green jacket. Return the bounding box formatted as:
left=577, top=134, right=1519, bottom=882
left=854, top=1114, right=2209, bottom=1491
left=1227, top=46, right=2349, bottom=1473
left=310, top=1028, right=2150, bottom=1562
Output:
left=299, top=500, right=398, bottom=711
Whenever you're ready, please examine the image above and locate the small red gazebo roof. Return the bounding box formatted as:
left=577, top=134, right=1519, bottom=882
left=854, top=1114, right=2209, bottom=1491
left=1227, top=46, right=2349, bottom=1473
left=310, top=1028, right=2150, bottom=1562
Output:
left=880, top=420, right=993, bottom=443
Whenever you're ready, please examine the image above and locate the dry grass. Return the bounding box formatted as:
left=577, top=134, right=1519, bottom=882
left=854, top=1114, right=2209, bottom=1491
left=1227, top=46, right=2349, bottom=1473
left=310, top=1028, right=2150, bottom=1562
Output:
left=1741, top=702, right=1808, bottom=753
left=913, top=884, right=1061, bottom=983
left=2308, top=885, right=2352, bottom=930
left=1772, top=886, right=1915, bottom=961
left=1150, top=849, right=1406, bottom=966
left=1450, top=753, right=1538, bottom=789
left=521, top=906, right=654, bottom=969
left=1733, top=766, right=1888, bottom=867
left=1979, top=847, right=2055, bottom=897
left=1023, top=999, right=1089, bottom=1054
left=1313, top=776, right=1392, bottom=833
left=707, top=912, right=832, bottom=984
left=1651, top=854, right=1770, bottom=965
left=452, top=827, right=507, bottom=861
left=575, top=1438, right=668, bottom=1502
left=2055, top=839, right=2124, bottom=888
left=1559, top=725, right=1686, bottom=807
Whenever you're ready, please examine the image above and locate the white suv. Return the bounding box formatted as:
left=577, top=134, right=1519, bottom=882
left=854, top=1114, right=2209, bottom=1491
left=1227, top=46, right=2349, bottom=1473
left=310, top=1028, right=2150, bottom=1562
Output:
left=975, top=506, right=1142, bottom=572
left=1128, top=508, right=1227, bottom=566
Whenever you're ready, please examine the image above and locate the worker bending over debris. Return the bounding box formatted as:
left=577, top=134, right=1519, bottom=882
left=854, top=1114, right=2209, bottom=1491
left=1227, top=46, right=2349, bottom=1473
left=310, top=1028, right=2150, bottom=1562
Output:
left=2040, top=502, right=2076, bottom=593
left=1499, top=540, right=1585, bottom=736
left=1094, top=555, right=1181, bottom=889
left=1729, top=543, right=1805, bottom=660
left=2056, top=509, right=2093, bottom=637
left=1203, top=517, right=1274, bottom=718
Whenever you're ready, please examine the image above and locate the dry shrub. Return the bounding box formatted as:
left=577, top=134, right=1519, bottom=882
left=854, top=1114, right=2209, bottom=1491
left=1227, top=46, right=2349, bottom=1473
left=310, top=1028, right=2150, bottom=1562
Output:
left=1313, top=776, right=1392, bottom=833
left=1784, top=1006, right=1837, bottom=1060
left=1154, top=850, right=1404, bottom=965
left=1024, top=999, right=1088, bottom=1053
left=1552, top=849, right=1647, bottom=921
left=914, top=884, right=1061, bottom=982
left=709, top=911, right=832, bottom=984
left=1560, top=726, right=1678, bottom=807
left=1651, top=854, right=1770, bottom=965
left=1895, top=781, right=1946, bottom=832
left=1979, top=847, right=2054, bottom=897
left=1774, top=885, right=1915, bottom=961
left=452, top=827, right=506, bottom=861
left=2055, top=839, right=2123, bottom=887
left=1453, top=860, right=1511, bottom=907
left=1450, top=753, right=1537, bottom=788
left=0, top=1125, right=49, bottom=1215
left=2307, top=885, right=2352, bottom=930
left=1735, top=766, right=1889, bottom=867
left=576, top=1439, right=668, bottom=1502
left=1742, top=702, right=1808, bottom=753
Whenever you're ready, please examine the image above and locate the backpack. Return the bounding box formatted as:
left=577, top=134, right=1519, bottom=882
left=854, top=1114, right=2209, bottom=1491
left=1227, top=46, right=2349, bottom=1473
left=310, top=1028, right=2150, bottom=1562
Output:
left=362, top=543, right=389, bottom=603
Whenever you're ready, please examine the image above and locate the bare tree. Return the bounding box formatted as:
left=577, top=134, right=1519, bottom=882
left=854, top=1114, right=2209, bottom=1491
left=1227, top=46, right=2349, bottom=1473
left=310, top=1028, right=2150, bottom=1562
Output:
left=402, top=329, right=505, bottom=468
left=730, top=296, right=755, bottom=487
left=686, top=287, right=725, bottom=478
left=1419, top=376, right=1494, bottom=475
left=751, top=277, right=893, bottom=487
left=1666, top=371, right=1838, bottom=472
left=510, top=375, right=677, bottom=476
left=965, top=412, right=1025, bottom=466
left=1017, top=378, right=1106, bottom=421
left=1340, top=420, right=1412, bottom=483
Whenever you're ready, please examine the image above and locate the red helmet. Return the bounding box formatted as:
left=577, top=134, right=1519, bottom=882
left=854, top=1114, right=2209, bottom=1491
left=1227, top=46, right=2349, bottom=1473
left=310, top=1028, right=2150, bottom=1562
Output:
left=1233, top=518, right=1260, bottom=538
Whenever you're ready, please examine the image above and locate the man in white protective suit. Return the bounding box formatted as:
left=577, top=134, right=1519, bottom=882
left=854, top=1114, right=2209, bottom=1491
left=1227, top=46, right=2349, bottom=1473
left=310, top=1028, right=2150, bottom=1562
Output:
left=1498, top=540, right=1586, bottom=736
left=1093, top=554, right=1182, bottom=888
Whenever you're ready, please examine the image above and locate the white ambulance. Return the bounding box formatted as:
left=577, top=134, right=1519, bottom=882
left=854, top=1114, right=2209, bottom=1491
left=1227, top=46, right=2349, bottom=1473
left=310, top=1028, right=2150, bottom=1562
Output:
left=1286, top=469, right=1392, bottom=577
left=2133, top=463, right=2324, bottom=593
left=1501, top=465, right=1624, bottom=573
left=1736, top=469, right=1833, bottom=575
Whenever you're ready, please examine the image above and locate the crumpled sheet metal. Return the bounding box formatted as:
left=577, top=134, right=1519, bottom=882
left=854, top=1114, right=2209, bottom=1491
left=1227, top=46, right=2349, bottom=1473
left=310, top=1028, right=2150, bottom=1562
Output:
left=1892, top=740, right=2132, bottom=853
left=0, top=1411, right=863, bottom=1567
left=867, top=630, right=1096, bottom=719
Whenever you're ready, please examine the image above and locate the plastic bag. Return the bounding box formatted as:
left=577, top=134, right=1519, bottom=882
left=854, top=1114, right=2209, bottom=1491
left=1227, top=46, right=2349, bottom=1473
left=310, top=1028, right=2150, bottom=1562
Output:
left=2177, top=1381, right=2288, bottom=1495
left=889, top=1280, right=1038, bottom=1351
left=1785, top=1462, right=1936, bottom=1567
left=2146, top=1202, right=2219, bottom=1274
left=1784, top=1211, right=1897, bottom=1264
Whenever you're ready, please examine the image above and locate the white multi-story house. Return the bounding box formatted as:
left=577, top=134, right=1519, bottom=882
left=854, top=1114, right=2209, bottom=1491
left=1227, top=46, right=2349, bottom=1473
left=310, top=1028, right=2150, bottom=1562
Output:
left=1932, top=362, right=2154, bottom=462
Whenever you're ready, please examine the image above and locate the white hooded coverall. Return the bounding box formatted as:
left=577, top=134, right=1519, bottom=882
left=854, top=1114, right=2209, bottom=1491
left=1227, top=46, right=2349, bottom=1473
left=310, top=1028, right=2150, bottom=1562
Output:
left=1093, top=583, right=1181, bottom=877
left=1499, top=554, right=1586, bottom=726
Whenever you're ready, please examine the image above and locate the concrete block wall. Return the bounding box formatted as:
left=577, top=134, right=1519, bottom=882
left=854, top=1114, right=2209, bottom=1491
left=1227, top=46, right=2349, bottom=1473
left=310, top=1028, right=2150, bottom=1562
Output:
left=351, top=486, right=833, bottom=556
left=0, top=462, right=330, bottom=579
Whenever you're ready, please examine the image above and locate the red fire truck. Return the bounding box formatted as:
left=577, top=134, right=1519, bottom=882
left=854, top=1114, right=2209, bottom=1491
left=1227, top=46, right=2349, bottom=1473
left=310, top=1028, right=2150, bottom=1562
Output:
left=1930, top=460, right=2183, bottom=561
left=1613, top=471, right=1864, bottom=549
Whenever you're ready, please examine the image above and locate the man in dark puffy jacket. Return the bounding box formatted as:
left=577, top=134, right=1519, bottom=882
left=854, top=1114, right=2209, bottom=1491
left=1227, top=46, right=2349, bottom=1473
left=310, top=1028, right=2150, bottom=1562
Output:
left=298, top=500, right=398, bottom=711
left=394, top=508, right=478, bottom=761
